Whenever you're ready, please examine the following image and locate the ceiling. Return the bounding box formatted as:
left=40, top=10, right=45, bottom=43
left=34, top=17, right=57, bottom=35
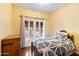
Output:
left=14, top=3, right=69, bottom=13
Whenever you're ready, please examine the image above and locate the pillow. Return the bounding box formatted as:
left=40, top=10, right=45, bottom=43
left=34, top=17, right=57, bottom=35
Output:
left=55, top=32, right=68, bottom=40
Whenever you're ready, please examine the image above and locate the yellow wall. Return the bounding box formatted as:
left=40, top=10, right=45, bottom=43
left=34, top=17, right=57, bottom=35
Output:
left=46, top=14, right=55, bottom=36
left=12, top=5, right=48, bottom=36
left=0, top=3, right=12, bottom=54
left=48, top=4, right=79, bottom=54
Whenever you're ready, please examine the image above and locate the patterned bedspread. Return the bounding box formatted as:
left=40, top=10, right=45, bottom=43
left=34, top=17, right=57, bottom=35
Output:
left=33, top=32, right=75, bottom=56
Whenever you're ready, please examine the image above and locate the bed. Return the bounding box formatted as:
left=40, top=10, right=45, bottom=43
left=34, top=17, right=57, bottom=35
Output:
left=31, top=31, right=75, bottom=56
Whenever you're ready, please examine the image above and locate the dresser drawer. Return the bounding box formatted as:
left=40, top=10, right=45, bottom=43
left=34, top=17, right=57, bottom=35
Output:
left=2, top=35, right=20, bottom=56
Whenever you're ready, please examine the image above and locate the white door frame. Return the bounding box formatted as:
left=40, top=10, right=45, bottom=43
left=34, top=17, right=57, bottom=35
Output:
left=21, top=16, right=46, bottom=48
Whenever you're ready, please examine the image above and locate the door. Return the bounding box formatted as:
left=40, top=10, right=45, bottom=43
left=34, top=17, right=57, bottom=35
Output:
left=21, top=17, right=46, bottom=48
left=24, top=20, right=34, bottom=47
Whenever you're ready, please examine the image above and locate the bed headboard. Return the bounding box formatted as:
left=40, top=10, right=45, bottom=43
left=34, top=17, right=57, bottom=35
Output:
left=59, top=30, right=74, bottom=42
left=68, top=34, right=74, bottom=42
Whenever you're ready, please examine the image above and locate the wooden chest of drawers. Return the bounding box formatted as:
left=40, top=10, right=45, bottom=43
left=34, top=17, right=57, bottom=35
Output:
left=1, top=35, right=20, bottom=56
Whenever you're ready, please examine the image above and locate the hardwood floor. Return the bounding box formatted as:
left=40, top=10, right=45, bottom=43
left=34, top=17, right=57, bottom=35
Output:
left=20, top=47, right=31, bottom=56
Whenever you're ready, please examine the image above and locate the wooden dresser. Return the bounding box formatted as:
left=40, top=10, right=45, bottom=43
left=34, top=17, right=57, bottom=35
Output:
left=1, top=35, right=20, bottom=56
